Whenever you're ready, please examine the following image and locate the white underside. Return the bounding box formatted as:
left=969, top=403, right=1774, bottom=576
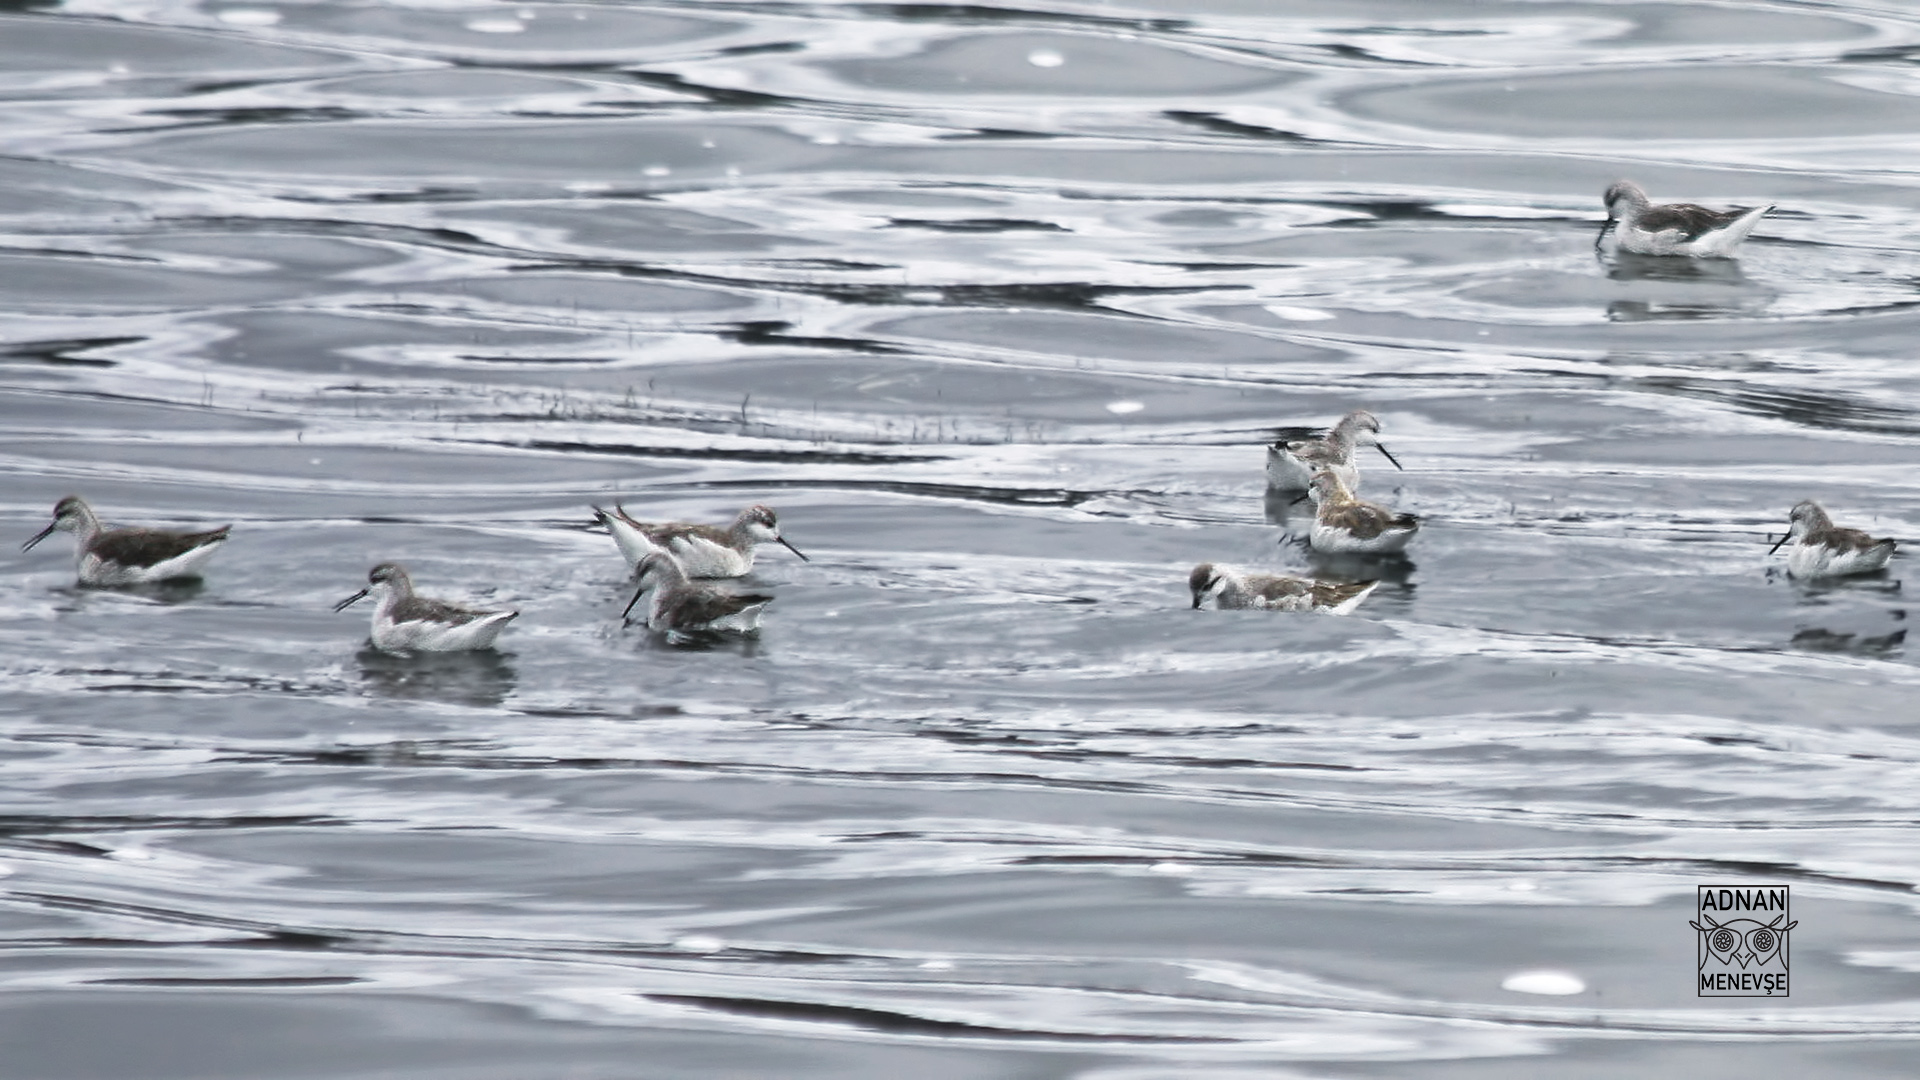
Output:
left=1239, top=585, right=1376, bottom=614
left=1317, top=581, right=1379, bottom=615
left=1787, top=540, right=1893, bottom=579
left=1241, top=593, right=1316, bottom=612
left=370, top=611, right=516, bottom=652
left=1310, top=521, right=1416, bottom=554
left=605, top=517, right=750, bottom=578
left=604, top=515, right=657, bottom=568
left=1616, top=206, right=1769, bottom=257
left=78, top=541, right=225, bottom=586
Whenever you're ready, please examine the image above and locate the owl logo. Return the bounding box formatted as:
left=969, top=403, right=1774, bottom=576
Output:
left=1691, top=912, right=1796, bottom=971
left=1693, top=887, right=1795, bottom=997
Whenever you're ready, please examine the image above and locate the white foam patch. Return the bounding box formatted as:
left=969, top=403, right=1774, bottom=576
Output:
left=1106, top=400, right=1145, bottom=415
left=216, top=8, right=281, bottom=25
left=464, top=17, right=525, bottom=33
left=1501, top=969, right=1585, bottom=995
left=1266, top=304, right=1335, bottom=321
left=1027, top=49, right=1065, bottom=68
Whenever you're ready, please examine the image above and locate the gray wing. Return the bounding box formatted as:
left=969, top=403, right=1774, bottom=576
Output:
left=1286, top=438, right=1339, bottom=467
left=1640, top=202, right=1756, bottom=241
left=1321, top=503, right=1415, bottom=540
left=1827, top=525, right=1895, bottom=556
left=1309, top=580, right=1377, bottom=607
left=669, top=590, right=773, bottom=628
left=1248, top=575, right=1312, bottom=604
left=392, top=594, right=505, bottom=627
left=92, top=526, right=229, bottom=567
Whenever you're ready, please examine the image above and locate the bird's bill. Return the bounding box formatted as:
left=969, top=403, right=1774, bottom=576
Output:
left=619, top=580, right=648, bottom=624
left=332, top=588, right=370, bottom=612
left=21, top=521, right=57, bottom=552
left=778, top=536, right=810, bottom=562
left=1766, top=532, right=1792, bottom=556
left=1288, top=491, right=1312, bottom=506
left=1594, top=219, right=1615, bottom=250
left=1374, top=442, right=1404, bottom=471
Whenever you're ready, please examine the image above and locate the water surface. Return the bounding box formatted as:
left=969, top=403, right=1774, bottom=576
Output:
left=5, top=0, right=1920, bottom=1076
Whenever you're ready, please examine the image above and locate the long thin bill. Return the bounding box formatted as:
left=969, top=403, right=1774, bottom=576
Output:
left=779, top=536, right=810, bottom=562
left=332, top=588, right=370, bottom=612
left=1767, top=532, right=1791, bottom=556
left=620, top=580, right=648, bottom=623
left=21, top=522, right=56, bottom=552
left=1374, top=443, right=1404, bottom=471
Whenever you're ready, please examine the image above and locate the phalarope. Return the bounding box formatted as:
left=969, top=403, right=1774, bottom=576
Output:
left=1769, top=501, right=1896, bottom=578
left=23, top=496, right=230, bottom=586
left=1307, top=471, right=1419, bottom=554
left=592, top=503, right=807, bottom=578
left=1600, top=180, right=1771, bottom=258
left=334, top=562, right=518, bottom=653
left=1266, top=410, right=1402, bottom=491
left=621, top=552, right=772, bottom=635
left=1189, top=563, right=1378, bottom=614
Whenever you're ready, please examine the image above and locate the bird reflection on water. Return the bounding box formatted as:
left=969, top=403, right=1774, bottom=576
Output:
left=1606, top=252, right=1755, bottom=286
left=1784, top=574, right=1905, bottom=658
left=50, top=577, right=210, bottom=611
left=1601, top=250, right=1775, bottom=322
left=354, top=646, right=518, bottom=708
left=1789, top=626, right=1906, bottom=657
left=1264, top=485, right=1308, bottom=529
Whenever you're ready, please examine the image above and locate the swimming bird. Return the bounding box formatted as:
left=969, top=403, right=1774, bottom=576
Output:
left=1307, top=470, right=1419, bottom=554
left=591, top=503, right=807, bottom=578
left=1600, top=179, right=1771, bottom=258
left=22, top=496, right=230, bottom=586
left=621, top=552, right=772, bottom=636
left=334, top=562, right=518, bottom=653
left=1266, top=410, right=1403, bottom=491
left=1769, top=501, right=1896, bottom=579
left=1189, top=563, right=1378, bottom=614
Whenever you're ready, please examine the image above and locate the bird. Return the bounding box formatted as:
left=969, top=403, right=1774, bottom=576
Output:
left=1189, top=563, right=1378, bottom=614
left=1307, top=470, right=1419, bottom=554
left=1769, top=501, right=1896, bottom=579
left=1600, top=179, right=1771, bottom=258
left=22, top=495, right=230, bottom=586
left=621, top=552, right=772, bottom=636
left=591, top=503, right=807, bottom=578
left=1266, top=410, right=1403, bottom=491
left=334, top=562, right=518, bottom=653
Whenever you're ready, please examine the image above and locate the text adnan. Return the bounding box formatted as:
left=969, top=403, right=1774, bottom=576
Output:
left=1700, top=888, right=1786, bottom=912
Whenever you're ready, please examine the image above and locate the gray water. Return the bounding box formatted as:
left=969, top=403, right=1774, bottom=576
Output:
left=4, top=0, right=1920, bottom=1076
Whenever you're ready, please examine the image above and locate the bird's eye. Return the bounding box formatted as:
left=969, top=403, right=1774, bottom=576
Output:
left=1710, top=927, right=1739, bottom=953
left=1750, top=928, right=1776, bottom=954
